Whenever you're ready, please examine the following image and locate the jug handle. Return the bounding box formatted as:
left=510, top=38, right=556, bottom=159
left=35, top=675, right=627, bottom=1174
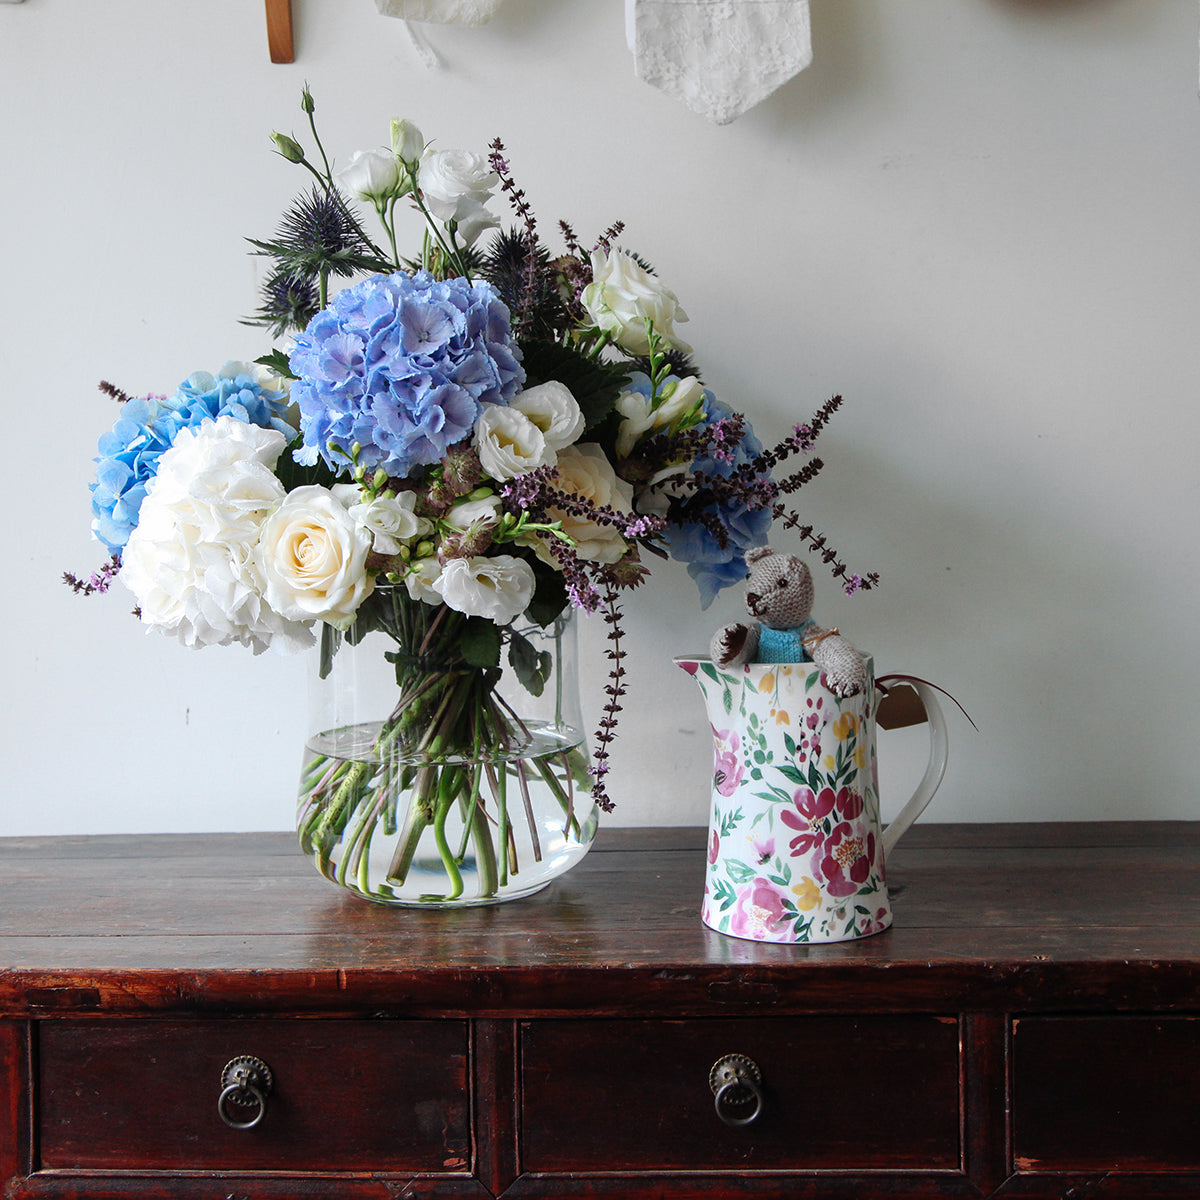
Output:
left=878, top=677, right=950, bottom=859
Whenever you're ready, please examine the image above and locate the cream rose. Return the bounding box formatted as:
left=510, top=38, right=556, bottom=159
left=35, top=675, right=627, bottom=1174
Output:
left=580, top=248, right=691, bottom=356
left=474, top=405, right=555, bottom=480
left=512, top=381, right=585, bottom=451
left=433, top=554, right=535, bottom=624
left=532, top=443, right=635, bottom=565
left=615, top=374, right=706, bottom=458
left=257, top=486, right=375, bottom=628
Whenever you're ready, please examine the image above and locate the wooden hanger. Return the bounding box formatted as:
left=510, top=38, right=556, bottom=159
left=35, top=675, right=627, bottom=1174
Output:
left=265, top=0, right=294, bottom=63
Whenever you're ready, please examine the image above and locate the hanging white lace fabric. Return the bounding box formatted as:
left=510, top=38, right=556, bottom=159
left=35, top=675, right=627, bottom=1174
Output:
left=626, top=0, right=813, bottom=125
left=375, top=0, right=505, bottom=25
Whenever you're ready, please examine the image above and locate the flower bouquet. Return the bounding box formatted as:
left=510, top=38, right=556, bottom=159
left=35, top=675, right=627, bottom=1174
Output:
left=68, top=90, right=873, bottom=905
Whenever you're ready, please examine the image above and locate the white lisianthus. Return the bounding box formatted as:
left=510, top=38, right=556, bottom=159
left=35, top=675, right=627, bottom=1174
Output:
left=512, top=381, right=585, bottom=452
left=120, top=416, right=314, bottom=655
left=528, top=443, right=635, bottom=566
left=615, top=374, right=706, bottom=458
left=434, top=554, right=536, bottom=625
left=474, top=405, right=555, bottom=480
left=257, top=485, right=375, bottom=629
left=580, top=248, right=691, bottom=356
left=419, top=148, right=498, bottom=223
left=404, top=555, right=443, bottom=606
left=336, top=487, right=431, bottom=555
left=446, top=493, right=503, bottom=531
left=337, top=148, right=402, bottom=202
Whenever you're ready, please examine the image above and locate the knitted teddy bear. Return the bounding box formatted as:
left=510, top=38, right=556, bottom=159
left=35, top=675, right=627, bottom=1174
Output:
left=709, top=546, right=868, bottom=697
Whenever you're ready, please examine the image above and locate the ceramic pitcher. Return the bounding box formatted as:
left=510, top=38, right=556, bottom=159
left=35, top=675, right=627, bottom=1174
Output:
left=676, top=655, right=948, bottom=944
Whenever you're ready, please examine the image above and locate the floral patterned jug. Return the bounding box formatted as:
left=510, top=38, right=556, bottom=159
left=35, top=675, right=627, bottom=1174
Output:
left=676, top=655, right=949, bottom=944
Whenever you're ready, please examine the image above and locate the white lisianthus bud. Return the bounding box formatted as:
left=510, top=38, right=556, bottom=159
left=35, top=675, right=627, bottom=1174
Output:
left=512, top=381, right=585, bottom=452
left=337, top=148, right=402, bottom=202
left=615, top=374, right=705, bottom=458
left=390, top=118, right=424, bottom=166
left=580, top=248, right=691, bottom=356
left=419, top=148, right=498, bottom=223
left=434, top=554, right=535, bottom=625
left=257, top=485, right=375, bottom=628
left=474, top=406, right=555, bottom=481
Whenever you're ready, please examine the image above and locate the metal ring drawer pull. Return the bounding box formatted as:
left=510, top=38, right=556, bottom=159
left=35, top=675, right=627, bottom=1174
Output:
left=709, top=1053, right=764, bottom=1127
left=217, top=1055, right=273, bottom=1130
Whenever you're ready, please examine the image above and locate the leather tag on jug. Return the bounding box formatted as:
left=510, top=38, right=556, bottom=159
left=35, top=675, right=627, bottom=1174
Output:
left=876, top=684, right=928, bottom=730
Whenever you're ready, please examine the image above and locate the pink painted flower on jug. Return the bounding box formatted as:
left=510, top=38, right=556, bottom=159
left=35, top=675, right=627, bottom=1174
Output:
left=835, top=787, right=863, bottom=821
left=711, top=727, right=745, bottom=796
left=818, top=820, right=876, bottom=897
left=708, top=827, right=720, bottom=865
left=780, top=786, right=836, bottom=854
left=729, top=878, right=795, bottom=942
left=749, top=834, right=775, bottom=864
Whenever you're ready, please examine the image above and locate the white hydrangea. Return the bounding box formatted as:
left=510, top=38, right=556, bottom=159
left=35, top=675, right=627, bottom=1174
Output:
left=120, top=416, right=315, bottom=654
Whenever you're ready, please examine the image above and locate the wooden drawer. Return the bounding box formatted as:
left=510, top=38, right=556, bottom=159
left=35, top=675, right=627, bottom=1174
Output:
left=1012, top=1015, right=1200, bottom=1171
left=520, top=1015, right=961, bottom=1172
left=37, top=1018, right=470, bottom=1173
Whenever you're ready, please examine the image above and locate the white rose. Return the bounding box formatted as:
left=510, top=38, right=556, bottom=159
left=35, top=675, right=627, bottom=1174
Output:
left=446, top=494, right=502, bottom=531
left=474, top=406, right=555, bottom=481
left=404, top=555, right=443, bottom=606
left=120, top=416, right=314, bottom=655
left=258, top=485, right=375, bottom=628
left=337, top=148, right=402, bottom=201
left=419, top=148, right=498, bottom=223
left=347, top=491, right=431, bottom=555
left=512, top=381, right=585, bottom=451
left=615, top=374, right=706, bottom=458
left=434, top=554, right=535, bottom=625
left=530, top=443, right=635, bottom=566
left=580, top=248, right=691, bottom=356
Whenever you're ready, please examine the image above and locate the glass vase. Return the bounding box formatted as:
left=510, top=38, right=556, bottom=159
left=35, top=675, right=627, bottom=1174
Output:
left=296, top=587, right=598, bottom=906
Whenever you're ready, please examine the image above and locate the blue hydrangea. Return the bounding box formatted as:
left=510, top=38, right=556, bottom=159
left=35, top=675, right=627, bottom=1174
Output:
left=89, top=364, right=293, bottom=552
left=667, top=393, right=773, bottom=610
left=288, top=271, right=525, bottom=480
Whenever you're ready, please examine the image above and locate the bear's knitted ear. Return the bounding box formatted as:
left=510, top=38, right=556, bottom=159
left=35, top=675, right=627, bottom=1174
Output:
left=745, top=545, right=775, bottom=565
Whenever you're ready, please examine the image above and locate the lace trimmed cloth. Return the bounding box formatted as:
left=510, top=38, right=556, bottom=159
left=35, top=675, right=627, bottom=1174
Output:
left=626, top=0, right=813, bottom=125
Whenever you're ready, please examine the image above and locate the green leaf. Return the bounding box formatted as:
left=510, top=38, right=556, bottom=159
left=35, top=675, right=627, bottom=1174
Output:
left=318, top=622, right=338, bottom=680
left=255, top=349, right=298, bottom=380
left=508, top=630, right=553, bottom=697
left=458, top=618, right=503, bottom=668
left=524, top=560, right=569, bottom=627
left=272, top=436, right=343, bottom=493
left=725, top=859, right=758, bottom=884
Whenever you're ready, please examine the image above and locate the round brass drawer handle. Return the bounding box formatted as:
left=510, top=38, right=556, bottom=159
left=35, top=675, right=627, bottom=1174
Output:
left=218, top=1055, right=273, bottom=1130
left=709, top=1053, right=764, bottom=1127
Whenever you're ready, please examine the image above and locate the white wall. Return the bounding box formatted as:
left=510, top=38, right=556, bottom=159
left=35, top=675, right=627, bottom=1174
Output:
left=4, top=0, right=1198, bottom=836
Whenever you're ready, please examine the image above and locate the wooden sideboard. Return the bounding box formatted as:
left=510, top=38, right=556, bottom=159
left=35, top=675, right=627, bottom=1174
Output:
left=2, top=822, right=1199, bottom=1199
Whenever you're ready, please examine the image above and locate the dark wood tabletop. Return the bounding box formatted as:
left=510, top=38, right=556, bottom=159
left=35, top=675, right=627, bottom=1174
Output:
left=3, top=821, right=1198, bottom=1018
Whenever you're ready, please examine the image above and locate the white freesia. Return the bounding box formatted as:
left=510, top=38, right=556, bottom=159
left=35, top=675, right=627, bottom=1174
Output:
left=512, top=381, right=585, bottom=451
left=580, top=248, right=692, bottom=356
left=120, top=416, right=314, bottom=655
left=474, top=405, right=555, bottom=480
left=404, top=555, right=443, bottom=606
left=257, top=485, right=375, bottom=629
left=528, top=443, right=635, bottom=566
left=446, top=494, right=503, bottom=531
left=346, top=490, right=431, bottom=555
left=419, top=147, right=498, bottom=223
left=615, top=374, right=706, bottom=458
left=337, top=148, right=402, bottom=201
left=434, top=554, right=535, bottom=624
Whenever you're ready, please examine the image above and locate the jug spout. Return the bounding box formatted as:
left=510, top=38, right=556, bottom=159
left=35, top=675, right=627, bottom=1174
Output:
left=675, top=656, right=741, bottom=726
